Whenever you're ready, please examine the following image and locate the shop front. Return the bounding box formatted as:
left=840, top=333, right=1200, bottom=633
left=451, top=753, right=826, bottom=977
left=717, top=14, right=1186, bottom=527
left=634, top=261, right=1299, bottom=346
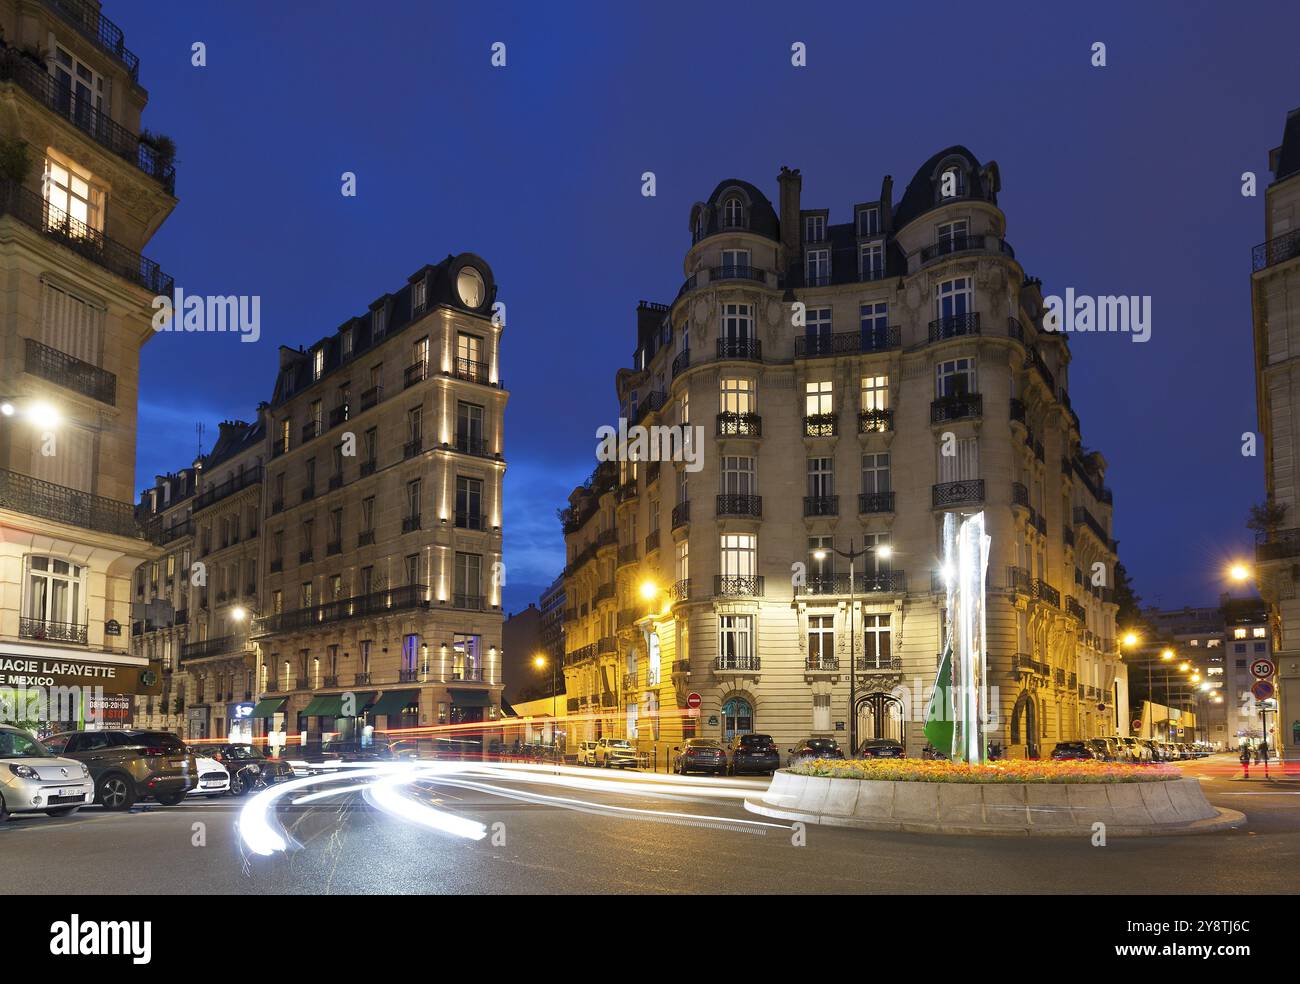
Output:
left=0, top=648, right=162, bottom=734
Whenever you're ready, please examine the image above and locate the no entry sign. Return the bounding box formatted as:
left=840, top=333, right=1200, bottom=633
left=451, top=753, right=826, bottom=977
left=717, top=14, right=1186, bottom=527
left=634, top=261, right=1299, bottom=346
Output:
left=686, top=692, right=702, bottom=709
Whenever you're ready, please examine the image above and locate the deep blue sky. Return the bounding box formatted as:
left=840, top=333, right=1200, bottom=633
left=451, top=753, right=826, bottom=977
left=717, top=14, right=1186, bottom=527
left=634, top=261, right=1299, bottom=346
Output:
left=117, top=0, right=1298, bottom=615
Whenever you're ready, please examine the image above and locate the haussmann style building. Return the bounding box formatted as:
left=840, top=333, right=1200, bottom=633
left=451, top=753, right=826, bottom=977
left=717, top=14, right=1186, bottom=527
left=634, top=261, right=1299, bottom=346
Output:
left=560, top=150, right=1127, bottom=761
left=0, top=0, right=175, bottom=727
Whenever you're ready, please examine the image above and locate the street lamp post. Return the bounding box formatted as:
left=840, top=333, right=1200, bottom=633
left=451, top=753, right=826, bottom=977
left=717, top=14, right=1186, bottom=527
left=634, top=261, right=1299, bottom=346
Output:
left=814, top=537, right=884, bottom=757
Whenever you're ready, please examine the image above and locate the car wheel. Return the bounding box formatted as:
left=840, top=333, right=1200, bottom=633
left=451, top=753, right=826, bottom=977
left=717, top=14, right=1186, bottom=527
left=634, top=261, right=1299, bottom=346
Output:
left=0, top=793, right=9, bottom=822
left=45, top=807, right=79, bottom=817
left=228, top=774, right=246, bottom=796
left=153, top=789, right=186, bottom=807
left=97, top=774, right=135, bottom=811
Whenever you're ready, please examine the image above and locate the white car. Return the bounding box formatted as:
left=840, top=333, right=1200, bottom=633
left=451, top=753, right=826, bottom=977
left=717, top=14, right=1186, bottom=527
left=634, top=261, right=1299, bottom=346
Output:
left=0, top=724, right=94, bottom=819
left=595, top=738, right=638, bottom=769
left=577, top=740, right=599, bottom=766
left=186, top=753, right=230, bottom=797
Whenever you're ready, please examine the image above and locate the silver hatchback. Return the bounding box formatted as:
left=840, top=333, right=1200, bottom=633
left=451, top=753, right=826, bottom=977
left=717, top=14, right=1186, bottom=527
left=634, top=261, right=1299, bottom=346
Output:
left=0, top=725, right=94, bottom=819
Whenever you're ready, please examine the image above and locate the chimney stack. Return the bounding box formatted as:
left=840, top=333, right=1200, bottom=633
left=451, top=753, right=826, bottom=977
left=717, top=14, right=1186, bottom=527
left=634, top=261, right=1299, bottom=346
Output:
left=777, top=166, right=802, bottom=261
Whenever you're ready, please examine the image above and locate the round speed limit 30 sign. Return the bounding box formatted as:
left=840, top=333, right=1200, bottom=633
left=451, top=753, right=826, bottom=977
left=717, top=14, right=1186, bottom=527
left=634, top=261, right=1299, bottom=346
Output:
left=1251, top=657, right=1276, bottom=679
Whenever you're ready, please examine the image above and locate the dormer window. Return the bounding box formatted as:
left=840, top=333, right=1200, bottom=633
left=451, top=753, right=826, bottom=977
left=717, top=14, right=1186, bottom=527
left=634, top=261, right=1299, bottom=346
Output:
left=693, top=212, right=705, bottom=243
left=312, top=348, right=324, bottom=380
left=341, top=327, right=353, bottom=359
left=858, top=206, right=880, bottom=236
left=412, top=279, right=427, bottom=314
left=373, top=307, right=386, bottom=338
left=938, top=166, right=967, bottom=201
left=804, top=215, right=825, bottom=242
left=722, top=197, right=746, bottom=229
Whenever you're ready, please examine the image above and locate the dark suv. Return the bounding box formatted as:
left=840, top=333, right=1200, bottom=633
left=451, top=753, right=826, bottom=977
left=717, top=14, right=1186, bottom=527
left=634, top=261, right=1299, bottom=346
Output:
left=43, top=730, right=197, bottom=810
left=727, top=734, right=781, bottom=776
left=210, top=744, right=296, bottom=795
left=787, top=737, right=845, bottom=766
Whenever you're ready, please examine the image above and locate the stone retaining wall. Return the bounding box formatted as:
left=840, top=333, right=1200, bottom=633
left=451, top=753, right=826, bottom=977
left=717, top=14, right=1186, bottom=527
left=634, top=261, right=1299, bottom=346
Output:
left=743, top=770, right=1245, bottom=837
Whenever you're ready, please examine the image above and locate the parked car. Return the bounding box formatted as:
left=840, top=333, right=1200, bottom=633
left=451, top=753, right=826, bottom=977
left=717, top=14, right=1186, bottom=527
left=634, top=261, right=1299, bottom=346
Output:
left=787, top=737, right=844, bottom=766
left=1138, top=739, right=1166, bottom=762
left=186, top=751, right=230, bottom=798
left=857, top=738, right=906, bottom=759
left=594, top=737, right=638, bottom=769
left=727, top=734, right=781, bottom=775
left=1114, top=736, right=1150, bottom=762
left=1087, top=737, right=1118, bottom=761
left=576, top=740, right=600, bottom=766
left=1050, top=741, right=1099, bottom=761
left=42, top=730, right=196, bottom=810
left=672, top=739, right=728, bottom=775
left=0, top=725, right=94, bottom=819
left=210, top=744, right=295, bottom=795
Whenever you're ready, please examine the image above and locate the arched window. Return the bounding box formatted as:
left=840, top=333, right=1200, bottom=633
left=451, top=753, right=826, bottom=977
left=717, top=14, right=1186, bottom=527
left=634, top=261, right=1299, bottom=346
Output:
left=722, top=696, right=753, bottom=741
left=23, top=555, right=86, bottom=636
left=722, top=196, right=746, bottom=229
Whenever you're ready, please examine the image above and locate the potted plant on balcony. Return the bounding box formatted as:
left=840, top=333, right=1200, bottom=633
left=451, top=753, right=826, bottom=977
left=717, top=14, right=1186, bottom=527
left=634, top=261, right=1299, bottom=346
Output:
left=138, top=129, right=176, bottom=171
left=0, top=136, right=31, bottom=185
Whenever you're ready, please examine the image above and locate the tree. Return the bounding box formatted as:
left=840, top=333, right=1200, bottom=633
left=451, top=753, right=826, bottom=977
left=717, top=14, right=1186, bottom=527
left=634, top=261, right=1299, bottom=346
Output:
left=1247, top=500, right=1288, bottom=538
left=1113, top=561, right=1144, bottom=631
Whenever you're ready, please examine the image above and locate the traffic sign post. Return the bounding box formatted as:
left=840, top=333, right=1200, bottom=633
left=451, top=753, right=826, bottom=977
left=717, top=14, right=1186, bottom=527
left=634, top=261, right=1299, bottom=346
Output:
left=1252, top=679, right=1275, bottom=702
left=1251, top=658, right=1276, bottom=680
left=686, top=692, right=702, bottom=711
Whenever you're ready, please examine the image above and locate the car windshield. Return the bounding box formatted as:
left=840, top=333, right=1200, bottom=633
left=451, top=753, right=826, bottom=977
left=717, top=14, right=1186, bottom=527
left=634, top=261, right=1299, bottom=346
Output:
left=224, top=745, right=263, bottom=760
left=739, top=735, right=773, bottom=747
left=0, top=729, right=50, bottom=758
left=807, top=739, right=838, bottom=749
left=687, top=739, right=720, bottom=748
left=606, top=740, right=631, bottom=748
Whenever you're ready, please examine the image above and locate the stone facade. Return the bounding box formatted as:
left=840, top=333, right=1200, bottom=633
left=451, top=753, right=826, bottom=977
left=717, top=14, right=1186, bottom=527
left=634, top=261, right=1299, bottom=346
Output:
left=561, top=149, right=1125, bottom=762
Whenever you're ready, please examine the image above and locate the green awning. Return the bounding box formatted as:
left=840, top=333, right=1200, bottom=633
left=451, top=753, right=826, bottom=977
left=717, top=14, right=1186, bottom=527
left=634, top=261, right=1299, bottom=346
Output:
left=250, top=697, right=286, bottom=718
left=303, top=691, right=376, bottom=717
left=449, top=689, right=492, bottom=708
left=370, top=689, right=420, bottom=718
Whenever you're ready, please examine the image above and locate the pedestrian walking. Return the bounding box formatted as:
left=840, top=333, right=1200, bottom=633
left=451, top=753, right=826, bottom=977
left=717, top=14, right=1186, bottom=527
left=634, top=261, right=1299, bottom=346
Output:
left=1259, top=740, right=1271, bottom=779
left=1239, top=743, right=1252, bottom=779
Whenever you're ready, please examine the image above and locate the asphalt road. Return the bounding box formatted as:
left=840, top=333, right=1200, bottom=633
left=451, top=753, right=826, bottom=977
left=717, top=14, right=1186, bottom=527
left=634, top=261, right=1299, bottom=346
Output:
left=3, top=754, right=1296, bottom=894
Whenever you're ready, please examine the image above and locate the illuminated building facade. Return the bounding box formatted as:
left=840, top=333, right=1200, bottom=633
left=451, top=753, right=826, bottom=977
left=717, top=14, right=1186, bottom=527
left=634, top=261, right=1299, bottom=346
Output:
left=561, top=151, right=1126, bottom=760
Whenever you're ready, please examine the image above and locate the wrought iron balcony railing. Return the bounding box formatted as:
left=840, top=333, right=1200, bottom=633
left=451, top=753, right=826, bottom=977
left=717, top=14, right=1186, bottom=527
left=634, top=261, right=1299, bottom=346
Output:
left=0, top=467, right=140, bottom=538
left=714, top=655, right=761, bottom=671
left=709, top=264, right=766, bottom=283
left=1253, top=229, right=1300, bottom=272
left=717, top=337, right=762, bottom=360
left=671, top=501, right=690, bottom=529
left=23, top=337, right=116, bottom=404
left=194, top=465, right=263, bottom=512
left=806, top=655, right=840, bottom=671
left=454, top=357, right=491, bottom=385
left=0, top=46, right=168, bottom=189
left=858, top=491, right=894, bottom=514
left=714, top=575, right=764, bottom=597
left=671, top=349, right=690, bottom=377
left=931, top=393, right=983, bottom=423
left=716, top=493, right=762, bottom=518
left=19, top=616, right=87, bottom=644
left=803, top=413, right=838, bottom=437
left=932, top=479, right=986, bottom=508
left=857, top=655, right=903, bottom=672
left=803, top=495, right=838, bottom=517
left=716, top=410, right=762, bottom=437
left=858, top=408, right=893, bottom=433
left=1257, top=527, right=1300, bottom=562
left=928, top=312, right=981, bottom=342
left=794, top=327, right=901, bottom=358
left=253, top=585, right=429, bottom=635
left=43, top=0, right=141, bottom=80
left=181, top=634, right=245, bottom=661
left=0, top=180, right=172, bottom=293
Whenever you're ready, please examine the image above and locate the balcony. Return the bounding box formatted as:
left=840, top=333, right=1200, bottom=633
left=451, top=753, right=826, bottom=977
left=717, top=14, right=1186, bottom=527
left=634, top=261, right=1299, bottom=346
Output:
left=454, top=593, right=485, bottom=611
left=717, top=337, right=762, bottom=361
left=928, top=312, right=981, bottom=342
left=153, top=518, right=193, bottom=546
left=671, top=501, right=691, bottom=529
left=403, top=438, right=423, bottom=459
left=716, top=410, right=762, bottom=437
left=1066, top=596, right=1087, bottom=621
left=19, top=616, right=86, bottom=644
left=803, top=413, right=838, bottom=437
left=803, top=495, right=838, bottom=517
left=299, top=549, right=314, bottom=564
left=0, top=44, right=171, bottom=189
left=617, top=543, right=639, bottom=567
left=858, top=408, right=893, bottom=434
left=454, top=357, right=491, bottom=385
left=714, top=655, right=761, bottom=672
left=455, top=511, right=486, bottom=531
left=194, top=465, right=263, bottom=512
left=714, top=575, right=764, bottom=597
left=360, top=460, right=376, bottom=478
left=1032, top=579, right=1061, bottom=608
left=358, top=530, right=375, bottom=547
left=450, top=664, right=485, bottom=682
left=0, top=466, right=140, bottom=538
left=920, top=234, right=1008, bottom=264
left=709, top=264, right=766, bottom=284
left=858, top=491, right=895, bottom=514
left=1007, top=316, right=1026, bottom=343
left=1253, top=229, right=1300, bottom=272
left=931, top=393, right=983, bottom=424
left=1074, top=506, right=1114, bottom=551
left=845, top=656, right=898, bottom=678
left=181, top=635, right=244, bottom=662
left=270, top=498, right=284, bottom=515
left=716, top=493, right=762, bottom=518
left=616, top=481, right=638, bottom=505
left=301, top=421, right=321, bottom=444
left=328, top=473, right=343, bottom=491
left=795, top=327, right=901, bottom=358
left=0, top=180, right=172, bottom=293
left=354, top=672, right=372, bottom=686
left=1257, top=528, right=1300, bottom=562
left=326, top=540, right=342, bottom=556
left=932, top=479, right=985, bottom=509
left=671, top=578, right=691, bottom=602
left=328, top=404, right=350, bottom=428
left=404, top=359, right=429, bottom=388
left=671, top=350, right=690, bottom=377
left=253, top=584, right=430, bottom=635
left=1012, top=482, right=1029, bottom=509
left=806, top=656, right=840, bottom=671
left=645, top=530, right=661, bottom=553
left=23, top=337, right=116, bottom=404
left=402, top=514, right=422, bottom=534
left=454, top=433, right=492, bottom=458
left=301, top=485, right=315, bottom=503
left=269, top=559, right=283, bottom=573
left=399, top=667, right=420, bottom=683
left=360, top=385, right=381, bottom=411
left=43, top=0, right=141, bottom=80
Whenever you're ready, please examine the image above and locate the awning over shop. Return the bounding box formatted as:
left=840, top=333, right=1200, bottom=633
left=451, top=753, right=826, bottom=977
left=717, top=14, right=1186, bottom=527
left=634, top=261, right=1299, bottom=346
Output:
left=250, top=697, right=286, bottom=718
left=301, top=691, right=376, bottom=717
left=370, top=689, right=420, bottom=718
left=449, top=689, right=492, bottom=708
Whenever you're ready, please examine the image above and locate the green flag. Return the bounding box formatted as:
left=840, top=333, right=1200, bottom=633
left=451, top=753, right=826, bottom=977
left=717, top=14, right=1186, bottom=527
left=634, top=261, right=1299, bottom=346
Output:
left=924, top=642, right=953, bottom=755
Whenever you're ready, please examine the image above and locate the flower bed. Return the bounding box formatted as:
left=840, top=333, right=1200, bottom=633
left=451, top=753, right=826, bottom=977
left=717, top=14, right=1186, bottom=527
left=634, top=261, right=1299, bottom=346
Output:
left=787, top=757, right=1179, bottom=784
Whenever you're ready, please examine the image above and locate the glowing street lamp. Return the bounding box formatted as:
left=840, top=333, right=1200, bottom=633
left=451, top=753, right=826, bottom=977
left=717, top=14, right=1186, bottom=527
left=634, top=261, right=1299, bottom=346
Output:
left=1229, top=563, right=1251, bottom=583
left=638, top=579, right=658, bottom=601
left=1122, top=631, right=1140, bottom=648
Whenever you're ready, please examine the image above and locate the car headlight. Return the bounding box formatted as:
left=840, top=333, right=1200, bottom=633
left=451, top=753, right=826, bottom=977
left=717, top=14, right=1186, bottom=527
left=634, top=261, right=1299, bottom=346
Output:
left=8, top=764, right=39, bottom=780
left=80, top=764, right=90, bottom=778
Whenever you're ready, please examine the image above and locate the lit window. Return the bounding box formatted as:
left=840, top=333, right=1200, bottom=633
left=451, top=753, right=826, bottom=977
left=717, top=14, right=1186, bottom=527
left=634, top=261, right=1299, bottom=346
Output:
left=43, top=158, right=103, bottom=232
left=24, top=556, right=85, bottom=629
left=1233, top=628, right=1247, bottom=639
left=1252, top=627, right=1266, bottom=638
